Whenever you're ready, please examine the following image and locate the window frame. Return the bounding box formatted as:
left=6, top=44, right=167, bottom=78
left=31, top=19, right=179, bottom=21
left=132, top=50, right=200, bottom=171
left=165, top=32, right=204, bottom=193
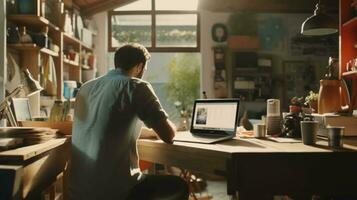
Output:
left=108, top=0, right=200, bottom=52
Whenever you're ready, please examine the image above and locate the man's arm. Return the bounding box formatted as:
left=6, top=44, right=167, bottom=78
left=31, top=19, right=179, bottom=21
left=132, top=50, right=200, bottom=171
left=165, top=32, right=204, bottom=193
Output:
left=139, top=119, right=176, bottom=144
left=132, top=81, right=176, bottom=144
left=150, top=118, right=176, bottom=144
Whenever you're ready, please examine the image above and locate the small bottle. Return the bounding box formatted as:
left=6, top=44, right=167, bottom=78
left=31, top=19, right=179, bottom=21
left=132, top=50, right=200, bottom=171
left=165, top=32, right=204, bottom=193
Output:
left=19, top=26, right=32, bottom=43
left=202, top=91, right=207, bottom=99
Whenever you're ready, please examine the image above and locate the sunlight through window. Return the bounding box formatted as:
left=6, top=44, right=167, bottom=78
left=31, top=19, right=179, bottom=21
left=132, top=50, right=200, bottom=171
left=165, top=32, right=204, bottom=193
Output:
left=155, top=0, right=198, bottom=11
left=114, top=0, right=151, bottom=11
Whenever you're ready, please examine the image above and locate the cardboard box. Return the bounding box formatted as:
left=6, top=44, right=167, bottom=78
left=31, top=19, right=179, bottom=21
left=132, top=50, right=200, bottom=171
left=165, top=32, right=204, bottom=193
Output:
left=228, top=35, right=260, bottom=49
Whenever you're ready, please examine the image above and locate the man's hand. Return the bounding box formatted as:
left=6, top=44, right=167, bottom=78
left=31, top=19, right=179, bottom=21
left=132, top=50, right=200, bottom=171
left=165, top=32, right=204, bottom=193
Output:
left=139, top=127, right=159, bottom=139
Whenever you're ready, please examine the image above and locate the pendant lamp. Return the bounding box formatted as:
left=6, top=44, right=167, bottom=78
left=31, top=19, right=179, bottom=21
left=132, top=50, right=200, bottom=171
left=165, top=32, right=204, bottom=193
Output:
left=301, top=0, right=338, bottom=36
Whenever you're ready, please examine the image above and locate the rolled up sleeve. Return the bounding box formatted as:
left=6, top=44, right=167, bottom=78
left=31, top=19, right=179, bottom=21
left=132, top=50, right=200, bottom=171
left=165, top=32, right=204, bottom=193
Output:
left=131, top=81, right=168, bottom=128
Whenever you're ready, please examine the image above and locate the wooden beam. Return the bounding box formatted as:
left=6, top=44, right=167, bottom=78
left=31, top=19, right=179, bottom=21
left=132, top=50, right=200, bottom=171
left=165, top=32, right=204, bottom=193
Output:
left=199, top=0, right=338, bottom=13
left=81, top=0, right=137, bottom=16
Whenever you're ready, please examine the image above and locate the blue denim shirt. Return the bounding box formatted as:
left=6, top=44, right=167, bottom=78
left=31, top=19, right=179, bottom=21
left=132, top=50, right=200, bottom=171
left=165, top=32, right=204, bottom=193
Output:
left=70, top=69, right=167, bottom=200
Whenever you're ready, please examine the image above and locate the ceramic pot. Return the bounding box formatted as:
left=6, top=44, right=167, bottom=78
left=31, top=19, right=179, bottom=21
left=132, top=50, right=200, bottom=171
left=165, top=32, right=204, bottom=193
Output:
left=318, top=79, right=350, bottom=114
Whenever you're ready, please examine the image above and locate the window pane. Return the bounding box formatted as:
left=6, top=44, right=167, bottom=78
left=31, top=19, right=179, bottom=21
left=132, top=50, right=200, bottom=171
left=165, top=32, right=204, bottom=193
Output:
left=156, top=14, right=197, bottom=47
left=155, top=0, right=198, bottom=10
left=114, top=0, right=151, bottom=11
left=111, top=15, right=152, bottom=47
left=144, top=53, right=201, bottom=124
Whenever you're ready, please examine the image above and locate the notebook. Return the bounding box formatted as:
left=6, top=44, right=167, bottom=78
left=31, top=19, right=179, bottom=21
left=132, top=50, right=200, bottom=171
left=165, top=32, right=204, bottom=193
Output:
left=173, top=99, right=239, bottom=144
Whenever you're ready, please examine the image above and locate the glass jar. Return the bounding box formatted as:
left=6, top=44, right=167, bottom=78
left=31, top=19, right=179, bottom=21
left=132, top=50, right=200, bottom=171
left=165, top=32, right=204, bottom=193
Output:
left=49, top=100, right=63, bottom=122
left=19, top=26, right=32, bottom=43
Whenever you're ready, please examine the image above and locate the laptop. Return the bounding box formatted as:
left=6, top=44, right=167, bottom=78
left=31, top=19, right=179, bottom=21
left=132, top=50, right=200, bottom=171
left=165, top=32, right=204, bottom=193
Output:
left=173, top=99, right=239, bottom=144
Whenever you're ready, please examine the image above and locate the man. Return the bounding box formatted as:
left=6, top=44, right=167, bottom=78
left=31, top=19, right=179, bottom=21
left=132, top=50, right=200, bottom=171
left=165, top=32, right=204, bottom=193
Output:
left=70, top=43, right=189, bottom=200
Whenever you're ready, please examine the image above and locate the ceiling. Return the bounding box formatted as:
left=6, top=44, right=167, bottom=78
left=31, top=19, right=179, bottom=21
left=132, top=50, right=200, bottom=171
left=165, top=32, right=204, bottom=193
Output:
left=74, top=0, right=338, bottom=16
left=72, top=0, right=136, bottom=16
left=199, top=0, right=339, bottom=13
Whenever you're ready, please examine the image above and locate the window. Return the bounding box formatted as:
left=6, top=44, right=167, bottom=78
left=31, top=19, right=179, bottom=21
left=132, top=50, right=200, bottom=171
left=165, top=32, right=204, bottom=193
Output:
left=108, top=0, right=200, bottom=52
left=106, top=52, right=201, bottom=124
left=144, top=53, right=201, bottom=123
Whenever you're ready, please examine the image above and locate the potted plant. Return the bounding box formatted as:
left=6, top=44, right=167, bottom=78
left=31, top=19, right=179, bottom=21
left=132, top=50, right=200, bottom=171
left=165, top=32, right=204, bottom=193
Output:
left=305, top=91, right=319, bottom=113
left=227, top=12, right=260, bottom=49
left=282, top=96, right=313, bottom=138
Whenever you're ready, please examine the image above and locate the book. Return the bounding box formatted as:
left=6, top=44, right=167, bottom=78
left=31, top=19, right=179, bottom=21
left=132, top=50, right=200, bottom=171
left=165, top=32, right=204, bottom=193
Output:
left=312, top=114, right=357, bottom=136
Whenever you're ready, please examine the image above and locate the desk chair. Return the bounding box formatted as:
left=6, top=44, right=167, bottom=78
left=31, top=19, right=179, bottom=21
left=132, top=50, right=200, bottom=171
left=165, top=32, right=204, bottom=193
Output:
left=179, top=169, right=212, bottom=200
left=139, top=160, right=152, bottom=171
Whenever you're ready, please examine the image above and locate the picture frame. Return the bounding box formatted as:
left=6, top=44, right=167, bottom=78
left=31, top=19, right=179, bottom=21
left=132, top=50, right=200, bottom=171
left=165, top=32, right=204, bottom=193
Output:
left=11, top=98, right=32, bottom=122
left=211, top=23, right=228, bottom=43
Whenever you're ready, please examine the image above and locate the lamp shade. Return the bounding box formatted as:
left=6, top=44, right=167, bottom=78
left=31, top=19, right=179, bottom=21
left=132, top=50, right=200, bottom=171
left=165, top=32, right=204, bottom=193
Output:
left=301, top=3, right=338, bottom=36
left=22, top=68, right=43, bottom=96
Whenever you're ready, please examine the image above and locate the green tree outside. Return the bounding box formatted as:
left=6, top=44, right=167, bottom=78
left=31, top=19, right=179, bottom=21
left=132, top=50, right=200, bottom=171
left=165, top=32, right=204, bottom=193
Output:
left=166, top=53, right=200, bottom=117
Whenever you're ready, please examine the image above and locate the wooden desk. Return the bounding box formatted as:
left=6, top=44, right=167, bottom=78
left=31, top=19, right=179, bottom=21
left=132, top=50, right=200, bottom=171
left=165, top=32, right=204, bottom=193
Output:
left=138, top=137, right=357, bottom=199
left=0, top=138, right=70, bottom=200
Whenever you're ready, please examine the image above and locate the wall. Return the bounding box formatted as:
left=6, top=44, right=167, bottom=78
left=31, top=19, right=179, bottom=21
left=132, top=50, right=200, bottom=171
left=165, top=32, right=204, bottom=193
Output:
left=93, top=12, right=108, bottom=76
left=199, top=10, right=334, bottom=106
left=0, top=1, right=6, bottom=126
left=199, top=11, right=230, bottom=98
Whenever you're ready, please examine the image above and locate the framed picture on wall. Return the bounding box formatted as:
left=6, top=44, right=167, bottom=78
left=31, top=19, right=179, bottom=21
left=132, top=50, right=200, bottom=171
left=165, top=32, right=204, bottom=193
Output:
left=211, top=23, right=228, bottom=43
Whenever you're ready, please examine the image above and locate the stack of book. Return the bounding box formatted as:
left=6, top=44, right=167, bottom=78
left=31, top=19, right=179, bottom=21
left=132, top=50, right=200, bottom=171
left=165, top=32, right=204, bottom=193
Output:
left=312, top=114, right=357, bottom=137
left=0, top=138, right=23, bottom=150
left=0, top=127, right=58, bottom=146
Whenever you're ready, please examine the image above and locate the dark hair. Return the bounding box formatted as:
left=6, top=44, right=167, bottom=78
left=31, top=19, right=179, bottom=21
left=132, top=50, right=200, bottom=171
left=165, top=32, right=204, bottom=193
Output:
left=114, top=43, right=151, bottom=70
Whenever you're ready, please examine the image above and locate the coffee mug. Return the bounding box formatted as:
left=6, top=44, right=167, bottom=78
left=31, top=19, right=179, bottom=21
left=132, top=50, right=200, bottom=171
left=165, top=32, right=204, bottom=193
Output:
left=327, top=126, right=344, bottom=148
left=253, top=124, right=266, bottom=138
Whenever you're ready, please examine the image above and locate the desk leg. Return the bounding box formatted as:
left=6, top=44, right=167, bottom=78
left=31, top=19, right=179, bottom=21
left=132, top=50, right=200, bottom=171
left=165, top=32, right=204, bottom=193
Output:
left=226, top=158, right=237, bottom=196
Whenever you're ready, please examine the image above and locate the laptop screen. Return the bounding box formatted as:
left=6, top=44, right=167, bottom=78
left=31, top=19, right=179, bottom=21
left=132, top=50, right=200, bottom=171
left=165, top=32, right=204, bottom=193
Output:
left=192, top=100, right=238, bottom=134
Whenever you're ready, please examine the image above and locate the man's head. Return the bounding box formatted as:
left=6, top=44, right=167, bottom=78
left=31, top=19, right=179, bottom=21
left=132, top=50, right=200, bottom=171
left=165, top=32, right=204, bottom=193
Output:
left=114, top=43, right=151, bottom=78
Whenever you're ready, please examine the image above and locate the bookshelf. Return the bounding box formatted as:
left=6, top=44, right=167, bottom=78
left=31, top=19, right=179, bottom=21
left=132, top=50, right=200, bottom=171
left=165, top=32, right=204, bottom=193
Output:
left=6, top=3, right=96, bottom=116
left=340, top=0, right=357, bottom=110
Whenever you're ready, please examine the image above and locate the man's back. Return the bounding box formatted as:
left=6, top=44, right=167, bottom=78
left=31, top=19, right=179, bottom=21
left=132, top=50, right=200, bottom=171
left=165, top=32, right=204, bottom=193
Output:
left=70, top=69, right=164, bottom=200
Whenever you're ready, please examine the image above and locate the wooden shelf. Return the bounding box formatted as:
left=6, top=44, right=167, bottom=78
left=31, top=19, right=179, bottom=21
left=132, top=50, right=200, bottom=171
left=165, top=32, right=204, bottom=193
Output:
left=342, top=70, right=357, bottom=78
left=7, top=15, right=60, bottom=33
left=64, top=58, right=80, bottom=67
left=8, top=43, right=59, bottom=57
left=351, top=0, right=357, bottom=7
left=81, top=43, right=93, bottom=51
left=63, top=33, right=81, bottom=48
left=40, top=48, right=59, bottom=57
left=81, top=65, right=91, bottom=70
left=343, top=16, right=357, bottom=28
left=63, top=32, right=93, bottom=51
